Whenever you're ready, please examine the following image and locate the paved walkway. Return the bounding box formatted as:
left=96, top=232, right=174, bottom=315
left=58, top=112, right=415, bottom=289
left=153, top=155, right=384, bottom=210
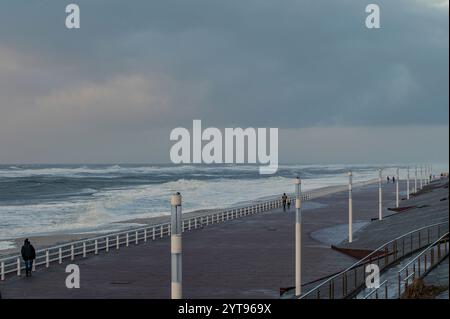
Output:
left=0, top=178, right=447, bottom=298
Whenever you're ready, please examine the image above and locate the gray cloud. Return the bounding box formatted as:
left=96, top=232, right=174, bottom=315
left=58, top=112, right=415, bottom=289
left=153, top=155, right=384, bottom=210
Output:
left=0, top=0, right=448, bottom=163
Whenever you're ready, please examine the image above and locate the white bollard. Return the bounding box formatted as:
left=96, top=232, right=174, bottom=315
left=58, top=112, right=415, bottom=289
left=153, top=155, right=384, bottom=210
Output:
left=378, top=168, right=383, bottom=220
left=396, top=167, right=400, bottom=208
left=171, top=192, right=183, bottom=299
left=407, top=167, right=410, bottom=200
left=348, top=171, right=353, bottom=243
left=294, top=176, right=302, bottom=297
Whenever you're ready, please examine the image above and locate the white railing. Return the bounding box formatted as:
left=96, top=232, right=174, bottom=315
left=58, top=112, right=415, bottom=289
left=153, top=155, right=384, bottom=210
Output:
left=0, top=178, right=378, bottom=281
left=0, top=193, right=311, bottom=280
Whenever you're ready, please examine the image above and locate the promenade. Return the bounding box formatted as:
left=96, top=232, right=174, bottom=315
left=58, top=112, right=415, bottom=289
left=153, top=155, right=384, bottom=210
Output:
left=0, top=178, right=447, bottom=298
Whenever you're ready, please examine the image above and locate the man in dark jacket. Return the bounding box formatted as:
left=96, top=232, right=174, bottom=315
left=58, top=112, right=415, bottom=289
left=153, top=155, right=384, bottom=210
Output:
left=21, top=239, right=36, bottom=277
left=282, top=193, right=288, bottom=212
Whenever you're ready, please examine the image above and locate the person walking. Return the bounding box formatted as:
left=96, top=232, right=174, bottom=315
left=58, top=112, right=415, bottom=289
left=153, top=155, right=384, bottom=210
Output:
left=21, top=239, right=36, bottom=277
left=282, top=193, right=288, bottom=212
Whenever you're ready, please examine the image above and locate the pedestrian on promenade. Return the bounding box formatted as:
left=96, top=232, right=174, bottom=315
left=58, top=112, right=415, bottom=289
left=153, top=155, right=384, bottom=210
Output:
left=287, top=198, right=291, bottom=210
left=393, top=176, right=396, bottom=184
left=21, top=239, right=36, bottom=277
left=387, top=176, right=390, bottom=183
left=282, top=193, right=288, bottom=212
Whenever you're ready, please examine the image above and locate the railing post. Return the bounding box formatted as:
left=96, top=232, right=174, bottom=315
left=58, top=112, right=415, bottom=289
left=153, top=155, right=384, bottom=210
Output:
left=71, top=244, right=74, bottom=261
left=136, top=231, right=139, bottom=244
left=83, top=242, right=87, bottom=257
left=402, top=237, right=405, bottom=257
left=144, top=229, right=148, bottom=242
left=406, top=268, right=409, bottom=287
left=17, top=258, right=21, bottom=276
left=46, top=250, right=50, bottom=267
left=418, top=257, right=421, bottom=276
left=160, top=225, right=164, bottom=238
left=189, top=219, right=192, bottom=230
left=116, top=235, right=120, bottom=249
left=1, top=261, right=4, bottom=281
left=171, top=192, right=183, bottom=299
left=95, top=239, right=98, bottom=254
left=152, top=227, right=156, bottom=240
left=424, top=254, right=427, bottom=272
left=106, top=237, right=109, bottom=252
left=59, top=247, right=62, bottom=264
left=126, top=233, right=129, bottom=247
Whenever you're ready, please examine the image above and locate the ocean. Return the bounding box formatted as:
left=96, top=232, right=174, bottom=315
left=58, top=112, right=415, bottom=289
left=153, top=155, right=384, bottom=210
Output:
left=0, top=163, right=446, bottom=245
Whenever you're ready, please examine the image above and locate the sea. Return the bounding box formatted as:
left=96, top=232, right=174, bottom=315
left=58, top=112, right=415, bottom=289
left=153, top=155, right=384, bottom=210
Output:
left=0, top=163, right=447, bottom=250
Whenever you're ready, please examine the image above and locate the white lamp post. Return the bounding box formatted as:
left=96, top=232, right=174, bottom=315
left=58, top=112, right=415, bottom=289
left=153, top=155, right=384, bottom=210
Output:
left=171, top=192, right=182, bottom=299
left=294, top=177, right=302, bottom=297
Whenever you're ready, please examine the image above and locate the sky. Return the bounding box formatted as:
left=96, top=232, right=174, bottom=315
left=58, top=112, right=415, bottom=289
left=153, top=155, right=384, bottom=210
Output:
left=0, top=0, right=448, bottom=164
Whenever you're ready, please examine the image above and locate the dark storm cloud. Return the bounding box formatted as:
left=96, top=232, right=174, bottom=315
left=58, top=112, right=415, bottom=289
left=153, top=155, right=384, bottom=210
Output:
left=0, top=0, right=448, bottom=163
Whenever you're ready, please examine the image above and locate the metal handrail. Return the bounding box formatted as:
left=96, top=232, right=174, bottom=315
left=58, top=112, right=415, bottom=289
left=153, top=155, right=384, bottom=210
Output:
left=397, top=232, right=449, bottom=297
left=399, top=232, right=449, bottom=274
left=363, top=280, right=388, bottom=299
left=300, top=221, right=449, bottom=299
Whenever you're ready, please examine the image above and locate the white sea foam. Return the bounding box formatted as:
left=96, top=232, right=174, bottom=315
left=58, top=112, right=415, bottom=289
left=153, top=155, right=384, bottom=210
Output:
left=0, top=241, right=16, bottom=250
left=0, top=163, right=447, bottom=242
